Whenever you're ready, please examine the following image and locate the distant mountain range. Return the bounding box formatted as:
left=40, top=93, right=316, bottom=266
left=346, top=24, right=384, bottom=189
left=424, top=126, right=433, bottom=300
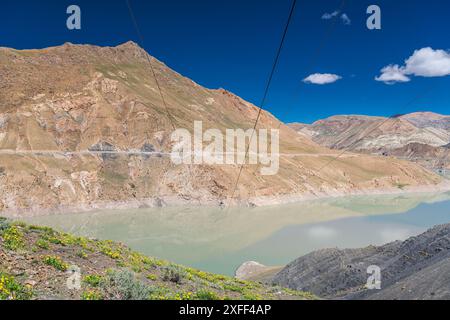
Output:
left=0, top=42, right=445, bottom=214
left=288, top=112, right=450, bottom=173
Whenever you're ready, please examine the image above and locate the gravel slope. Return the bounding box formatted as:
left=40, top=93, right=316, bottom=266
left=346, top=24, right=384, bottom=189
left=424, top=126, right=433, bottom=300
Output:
left=272, top=223, right=450, bottom=300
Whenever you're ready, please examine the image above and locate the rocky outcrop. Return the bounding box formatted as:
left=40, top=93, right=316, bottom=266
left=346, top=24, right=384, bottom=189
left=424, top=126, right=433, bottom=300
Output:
left=401, top=112, right=450, bottom=130
left=235, top=261, right=268, bottom=280
left=235, top=261, right=283, bottom=283
left=272, top=223, right=450, bottom=300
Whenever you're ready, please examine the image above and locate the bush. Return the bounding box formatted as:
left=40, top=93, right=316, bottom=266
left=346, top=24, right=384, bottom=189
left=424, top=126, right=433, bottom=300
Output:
left=2, top=226, right=25, bottom=251
left=81, top=289, right=103, bottom=300
left=77, top=251, right=88, bottom=259
left=195, top=289, right=220, bottom=300
left=35, top=239, right=49, bottom=250
left=223, top=281, right=244, bottom=293
left=146, top=274, right=157, bottom=281
left=98, top=241, right=122, bottom=259
left=83, top=275, right=103, bottom=287
left=161, top=265, right=186, bottom=284
left=43, top=255, right=68, bottom=271
left=0, top=272, right=33, bottom=300
left=101, top=269, right=153, bottom=300
left=0, top=218, right=10, bottom=232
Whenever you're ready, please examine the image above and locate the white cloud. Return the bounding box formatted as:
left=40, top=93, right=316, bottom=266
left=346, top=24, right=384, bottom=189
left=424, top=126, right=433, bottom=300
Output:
left=375, top=65, right=411, bottom=84
left=322, top=11, right=351, bottom=25
left=376, top=47, right=450, bottom=84
left=303, top=73, right=342, bottom=85
left=403, top=47, right=450, bottom=77
left=322, top=10, right=340, bottom=19
left=340, top=13, right=351, bottom=25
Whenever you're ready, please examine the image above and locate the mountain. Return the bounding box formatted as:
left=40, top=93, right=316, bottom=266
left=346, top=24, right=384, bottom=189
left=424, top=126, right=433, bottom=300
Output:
left=272, top=223, right=450, bottom=300
left=288, top=113, right=450, bottom=172
left=388, top=143, right=450, bottom=172
left=401, top=112, right=450, bottom=130
left=0, top=42, right=444, bottom=214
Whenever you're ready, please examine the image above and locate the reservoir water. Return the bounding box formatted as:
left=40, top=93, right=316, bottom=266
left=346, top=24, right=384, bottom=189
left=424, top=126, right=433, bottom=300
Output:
left=24, top=191, right=450, bottom=276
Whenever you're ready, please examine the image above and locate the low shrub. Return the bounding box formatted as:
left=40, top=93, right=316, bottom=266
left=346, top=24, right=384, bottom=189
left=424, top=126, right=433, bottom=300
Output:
left=161, top=265, right=186, bottom=284
left=35, top=239, right=49, bottom=250
left=81, top=289, right=103, bottom=300
left=101, top=269, right=153, bottom=300
left=195, top=289, right=220, bottom=300
left=2, top=225, right=26, bottom=251
left=0, top=272, right=33, bottom=300
left=43, top=255, right=68, bottom=271
left=83, top=275, right=103, bottom=287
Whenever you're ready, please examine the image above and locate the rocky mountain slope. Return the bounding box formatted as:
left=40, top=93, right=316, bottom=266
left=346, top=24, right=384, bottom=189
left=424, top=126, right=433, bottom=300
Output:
left=402, top=112, right=450, bottom=130
left=289, top=112, right=450, bottom=172
left=0, top=217, right=314, bottom=300
left=272, top=223, right=450, bottom=300
left=0, top=42, right=444, bottom=214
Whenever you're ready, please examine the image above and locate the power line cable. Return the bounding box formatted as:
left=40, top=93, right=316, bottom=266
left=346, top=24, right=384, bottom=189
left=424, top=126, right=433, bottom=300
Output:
left=275, top=0, right=348, bottom=130
left=248, top=0, right=348, bottom=177
left=227, top=0, right=298, bottom=206
left=125, top=0, right=176, bottom=131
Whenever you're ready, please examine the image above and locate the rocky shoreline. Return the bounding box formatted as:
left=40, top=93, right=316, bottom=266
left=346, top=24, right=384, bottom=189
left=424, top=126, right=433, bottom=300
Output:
left=236, top=223, right=450, bottom=300
left=2, top=180, right=450, bottom=218
left=272, top=223, right=450, bottom=300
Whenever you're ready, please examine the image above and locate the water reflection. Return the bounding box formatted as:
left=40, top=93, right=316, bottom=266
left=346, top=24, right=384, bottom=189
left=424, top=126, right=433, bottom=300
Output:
left=24, top=191, right=450, bottom=275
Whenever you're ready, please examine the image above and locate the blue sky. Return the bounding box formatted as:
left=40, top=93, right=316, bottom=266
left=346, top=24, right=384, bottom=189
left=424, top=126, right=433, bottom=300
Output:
left=1, top=0, right=449, bottom=123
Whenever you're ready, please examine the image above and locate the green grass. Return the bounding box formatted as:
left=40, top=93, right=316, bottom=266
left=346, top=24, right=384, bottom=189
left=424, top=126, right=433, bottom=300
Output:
left=35, top=239, right=49, bottom=250
left=83, top=275, right=103, bottom=287
left=2, top=225, right=26, bottom=251
left=195, top=289, right=220, bottom=300
left=81, top=289, right=103, bottom=300
left=0, top=272, right=33, bottom=300
left=42, top=255, right=69, bottom=272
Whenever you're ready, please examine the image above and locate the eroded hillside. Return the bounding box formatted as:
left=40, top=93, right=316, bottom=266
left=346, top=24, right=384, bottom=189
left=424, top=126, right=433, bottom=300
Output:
left=0, top=42, right=444, bottom=214
left=289, top=113, right=450, bottom=173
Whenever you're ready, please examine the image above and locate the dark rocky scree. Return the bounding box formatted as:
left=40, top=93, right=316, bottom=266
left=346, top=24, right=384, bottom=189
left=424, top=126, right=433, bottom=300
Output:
left=272, top=223, right=450, bottom=300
